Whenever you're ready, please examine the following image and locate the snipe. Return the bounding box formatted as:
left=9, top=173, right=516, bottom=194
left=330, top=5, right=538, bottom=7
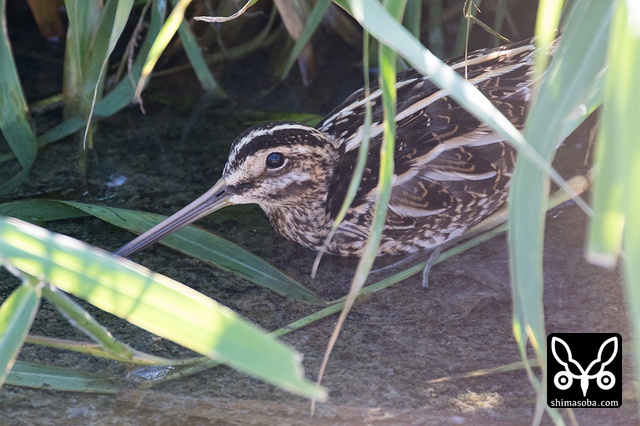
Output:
left=116, top=38, right=546, bottom=261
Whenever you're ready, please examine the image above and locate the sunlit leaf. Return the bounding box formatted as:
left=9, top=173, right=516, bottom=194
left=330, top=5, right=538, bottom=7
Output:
left=0, top=216, right=326, bottom=400
left=0, top=199, right=323, bottom=305
left=135, top=0, right=193, bottom=102
left=588, top=2, right=640, bottom=414
left=73, top=202, right=324, bottom=305
left=509, top=0, right=613, bottom=421
left=0, top=281, right=41, bottom=388
left=334, top=0, right=581, bottom=208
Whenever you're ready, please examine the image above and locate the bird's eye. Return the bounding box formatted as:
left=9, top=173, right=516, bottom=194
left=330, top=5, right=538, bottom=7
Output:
left=265, top=152, right=285, bottom=169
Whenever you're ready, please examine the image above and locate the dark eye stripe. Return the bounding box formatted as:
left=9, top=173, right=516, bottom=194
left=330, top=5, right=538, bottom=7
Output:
left=230, top=126, right=329, bottom=169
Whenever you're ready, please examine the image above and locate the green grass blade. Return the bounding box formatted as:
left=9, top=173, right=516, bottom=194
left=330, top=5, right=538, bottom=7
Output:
left=170, top=0, right=223, bottom=94
left=511, top=0, right=613, bottom=351
left=587, top=0, right=638, bottom=266
left=587, top=107, right=624, bottom=265
left=67, top=202, right=323, bottom=305
left=0, top=1, right=38, bottom=194
left=63, top=0, right=102, bottom=146
left=79, top=0, right=135, bottom=94
left=360, top=0, right=400, bottom=278
left=42, top=286, right=137, bottom=360
left=37, top=116, right=86, bottom=147
left=509, top=0, right=614, bottom=421
left=619, top=2, right=640, bottom=416
left=24, top=334, right=184, bottom=365
left=78, top=0, right=135, bottom=148
left=280, top=0, right=332, bottom=80
left=341, top=0, right=401, bottom=307
left=314, top=0, right=404, bottom=399
left=587, top=4, right=640, bottom=417
left=0, top=279, right=41, bottom=388
left=135, top=0, right=193, bottom=102
left=38, top=0, right=165, bottom=147
left=334, top=0, right=582, bottom=210
left=63, top=0, right=135, bottom=148
left=534, top=0, right=564, bottom=73
left=511, top=0, right=613, bottom=340
left=0, top=199, right=323, bottom=305
left=63, top=0, right=99, bottom=56
left=312, top=32, right=372, bottom=274
left=63, top=0, right=101, bottom=100
left=0, top=216, right=326, bottom=400
left=6, top=361, right=123, bottom=393
left=104, top=0, right=135, bottom=54
left=0, top=199, right=88, bottom=223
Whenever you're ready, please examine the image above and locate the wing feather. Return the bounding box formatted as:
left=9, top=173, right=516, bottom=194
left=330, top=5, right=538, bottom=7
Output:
left=322, top=38, right=538, bottom=254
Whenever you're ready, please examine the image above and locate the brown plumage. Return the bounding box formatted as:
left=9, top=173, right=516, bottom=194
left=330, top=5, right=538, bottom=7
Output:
left=116, top=38, right=546, bottom=259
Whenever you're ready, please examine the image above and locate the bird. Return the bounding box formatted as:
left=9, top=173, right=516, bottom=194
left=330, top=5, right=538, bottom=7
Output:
left=115, top=38, right=547, bottom=264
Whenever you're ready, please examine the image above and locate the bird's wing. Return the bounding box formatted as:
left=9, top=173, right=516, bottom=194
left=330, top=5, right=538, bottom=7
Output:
left=325, top=39, right=537, bottom=224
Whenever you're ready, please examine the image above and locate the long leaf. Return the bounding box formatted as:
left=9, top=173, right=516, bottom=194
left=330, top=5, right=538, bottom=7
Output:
left=69, top=202, right=324, bottom=305
left=280, top=0, right=332, bottom=80
left=79, top=0, right=135, bottom=148
left=135, top=0, right=193, bottom=102
left=511, top=0, right=614, bottom=361
left=39, top=0, right=166, bottom=147
left=0, top=0, right=38, bottom=194
left=509, top=1, right=614, bottom=422
left=533, top=0, right=564, bottom=73
left=0, top=279, right=41, bottom=388
left=63, top=0, right=103, bottom=147
left=170, top=0, right=223, bottom=94
left=0, top=216, right=326, bottom=400
left=314, top=0, right=404, bottom=405
left=588, top=3, right=640, bottom=419
left=587, top=0, right=637, bottom=266
left=343, top=0, right=401, bottom=313
left=42, top=285, right=137, bottom=360
left=333, top=0, right=586, bottom=214
left=5, top=361, right=123, bottom=393
left=0, top=199, right=323, bottom=305
left=0, top=199, right=87, bottom=223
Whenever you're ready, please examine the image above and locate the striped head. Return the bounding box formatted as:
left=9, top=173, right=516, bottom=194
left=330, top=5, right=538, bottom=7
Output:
left=222, top=122, right=340, bottom=207
left=114, top=122, right=339, bottom=257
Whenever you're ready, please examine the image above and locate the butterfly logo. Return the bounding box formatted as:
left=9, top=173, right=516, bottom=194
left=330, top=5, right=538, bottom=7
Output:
left=551, top=336, right=617, bottom=397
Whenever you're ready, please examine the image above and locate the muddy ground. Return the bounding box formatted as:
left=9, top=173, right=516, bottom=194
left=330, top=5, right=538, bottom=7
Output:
left=1, top=89, right=636, bottom=425
left=1, top=9, right=637, bottom=424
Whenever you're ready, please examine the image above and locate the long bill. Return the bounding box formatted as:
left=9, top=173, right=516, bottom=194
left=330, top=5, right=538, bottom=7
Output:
left=114, top=179, right=232, bottom=258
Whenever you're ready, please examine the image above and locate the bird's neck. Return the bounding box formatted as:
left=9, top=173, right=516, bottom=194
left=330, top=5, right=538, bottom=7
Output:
left=260, top=193, right=333, bottom=252
left=258, top=141, right=342, bottom=253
